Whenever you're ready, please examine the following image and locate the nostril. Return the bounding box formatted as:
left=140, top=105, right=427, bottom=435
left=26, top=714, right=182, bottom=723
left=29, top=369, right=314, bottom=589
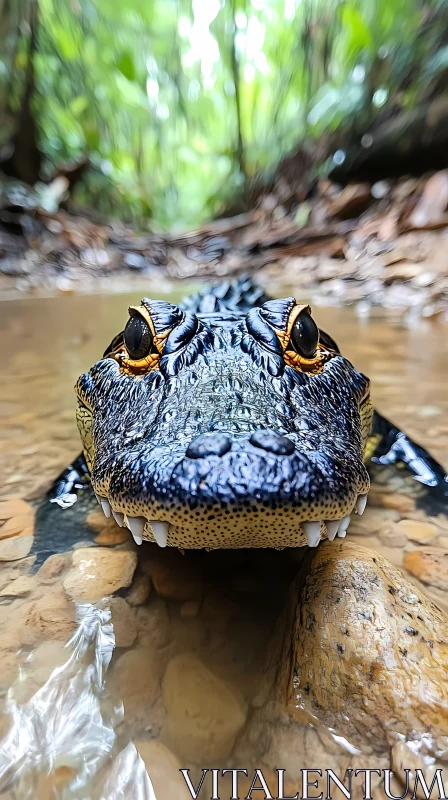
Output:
left=249, top=429, right=295, bottom=456
left=186, top=432, right=232, bottom=459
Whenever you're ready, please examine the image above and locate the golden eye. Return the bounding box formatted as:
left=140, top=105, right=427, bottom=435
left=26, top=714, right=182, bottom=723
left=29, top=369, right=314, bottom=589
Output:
left=124, top=314, right=153, bottom=360
left=289, top=309, right=319, bottom=358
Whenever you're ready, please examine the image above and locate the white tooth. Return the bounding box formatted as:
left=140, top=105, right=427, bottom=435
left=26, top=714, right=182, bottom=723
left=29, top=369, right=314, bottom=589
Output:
left=94, top=493, right=101, bottom=505
left=127, top=516, right=145, bottom=545
left=325, top=521, right=339, bottom=541
left=100, top=497, right=111, bottom=518
left=337, top=515, right=351, bottom=538
left=303, top=521, right=322, bottom=548
left=356, top=494, right=368, bottom=515
left=112, top=509, right=124, bottom=527
left=150, top=520, right=169, bottom=548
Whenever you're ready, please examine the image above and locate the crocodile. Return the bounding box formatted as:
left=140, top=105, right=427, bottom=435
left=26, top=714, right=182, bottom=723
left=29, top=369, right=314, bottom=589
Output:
left=50, top=276, right=447, bottom=552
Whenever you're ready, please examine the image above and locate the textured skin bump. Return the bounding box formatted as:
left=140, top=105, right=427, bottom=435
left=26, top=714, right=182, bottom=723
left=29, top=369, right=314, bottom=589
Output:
left=75, top=277, right=372, bottom=549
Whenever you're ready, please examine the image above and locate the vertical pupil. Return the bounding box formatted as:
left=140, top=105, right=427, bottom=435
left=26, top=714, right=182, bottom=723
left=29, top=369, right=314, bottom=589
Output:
left=129, top=318, right=142, bottom=350
left=124, top=315, right=152, bottom=358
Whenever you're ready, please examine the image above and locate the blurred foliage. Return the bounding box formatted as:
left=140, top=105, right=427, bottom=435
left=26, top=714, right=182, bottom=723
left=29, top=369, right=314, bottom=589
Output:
left=1, top=0, right=447, bottom=228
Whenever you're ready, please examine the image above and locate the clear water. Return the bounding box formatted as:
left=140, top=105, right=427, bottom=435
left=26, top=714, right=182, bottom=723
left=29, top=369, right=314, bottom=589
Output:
left=0, top=286, right=447, bottom=799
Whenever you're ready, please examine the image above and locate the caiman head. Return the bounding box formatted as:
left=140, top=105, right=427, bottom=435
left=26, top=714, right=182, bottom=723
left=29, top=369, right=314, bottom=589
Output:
left=75, top=280, right=372, bottom=549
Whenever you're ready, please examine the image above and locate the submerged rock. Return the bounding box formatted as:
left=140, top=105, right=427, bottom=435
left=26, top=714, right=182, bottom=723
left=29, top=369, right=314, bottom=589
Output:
left=111, top=646, right=163, bottom=733
left=161, top=653, right=247, bottom=762
left=109, top=597, right=137, bottom=647
left=134, top=739, right=191, bottom=800
left=141, top=549, right=203, bottom=602
left=404, top=547, right=448, bottom=591
left=20, top=586, right=77, bottom=647
left=0, top=536, right=33, bottom=561
left=63, top=547, right=137, bottom=602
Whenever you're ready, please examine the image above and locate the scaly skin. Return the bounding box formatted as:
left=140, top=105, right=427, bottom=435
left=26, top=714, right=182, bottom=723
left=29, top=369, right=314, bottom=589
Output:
left=69, top=277, right=446, bottom=549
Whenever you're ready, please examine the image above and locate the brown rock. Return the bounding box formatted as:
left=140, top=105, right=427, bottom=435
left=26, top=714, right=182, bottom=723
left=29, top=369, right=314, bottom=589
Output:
left=86, top=508, right=111, bottom=533
left=36, top=553, right=69, bottom=584
left=109, top=597, right=137, bottom=647
left=409, top=171, right=448, bottom=228
left=94, top=527, right=130, bottom=546
left=12, top=641, right=71, bottom=703
left=0, top=650, right=19, bottom=689
left=35, top=766, right=77, bottom=799
left=162, top=653, right=247, bottom=761
left=282, top=541, right=448, bottom=751
left=63, top=547, right=137, bottom=602
left=111, top=647, right=163, bottom=731
left=142, top=550, right=203, bottom=602
left=125, top=573, right=151, bottom=607
left=20, top=587, right=77, bottom=646
left=134, top=739, right=191, bottom=800
left=0, top=575, right=36, bottom=597
left=180, top=600, right=201, bottom=617
left=86, top=508, right=126, bottom=543
left=0, top=497, right=34, bottom=521
left=380, top=493, right=416, bottom=514
left=395, top=519, right=439, bottom=544
left=391, top=741, right=446, bottom=800
left=404, top=548, right=448, bottom=591
left=135, top=597, right=171, bottom=650
left=378, top=527, right=407, bottom=548
left=0, top=536, right=33, bottom=561
left=0, top=515, right=34, bottom=539
left=348, top=507, right=399, bottom=537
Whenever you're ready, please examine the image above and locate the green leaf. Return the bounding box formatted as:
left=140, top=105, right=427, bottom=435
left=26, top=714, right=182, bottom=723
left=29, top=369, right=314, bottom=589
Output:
left=70, top=96, right=89, bottom=116
left=117, top=52, right=136, bottom=81
left=340, top=5, right=372, bottom=58
left=83, top=124, right=101, bottom=151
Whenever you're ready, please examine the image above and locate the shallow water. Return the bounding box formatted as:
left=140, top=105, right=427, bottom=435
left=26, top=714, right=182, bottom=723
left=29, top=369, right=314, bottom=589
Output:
left=0, top=285, right=447, bottom=799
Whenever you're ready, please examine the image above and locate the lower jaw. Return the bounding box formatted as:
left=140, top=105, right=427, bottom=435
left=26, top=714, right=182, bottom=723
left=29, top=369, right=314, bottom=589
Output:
left=93, top=493, right=368, bottom=550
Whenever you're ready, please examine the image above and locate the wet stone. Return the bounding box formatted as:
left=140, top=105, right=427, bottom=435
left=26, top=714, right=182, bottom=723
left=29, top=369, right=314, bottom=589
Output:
left=0, top=497, right=34, bottom=521
left=36, top=552, right=70, bottom=584
left=141, top=549, right=203, bottom=602
left=135, top=597, right=171, bottom=651
left=125, top=573, right=152, bottom=607
left=12, top=641, right=72, bottom=704
left=0, top=574, right=36, bottom=598
left=94, top=527, right=130, bottom=546
left=0, top=535, right=33, bottom=561
left=110, top=647, right=163, bottom=733
left=180, top=600, right=201, bottom=617
left=348, top=507, right=399, bottom=537
left=109, top=597, right=137, bottom=647
left=134, top=739, right=191, bottom=800
left=0, top=515, right=34, bottom=540
left=404, top=548, right=448, bottom=591
left=286, top=541, right=448, bottom=751
left=378, top=492, right=417, bottom=514
left=63, top=547, right=138, bottom=603
left=20, top=586, right=77, bottom=647
left=395, top=519, right=439, bottom=544
left=162, top=653, right=247, bottom=762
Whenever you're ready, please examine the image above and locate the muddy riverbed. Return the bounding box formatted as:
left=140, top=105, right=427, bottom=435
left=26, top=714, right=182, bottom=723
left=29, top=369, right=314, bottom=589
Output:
left=0, top=285, right=447, bottom=798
